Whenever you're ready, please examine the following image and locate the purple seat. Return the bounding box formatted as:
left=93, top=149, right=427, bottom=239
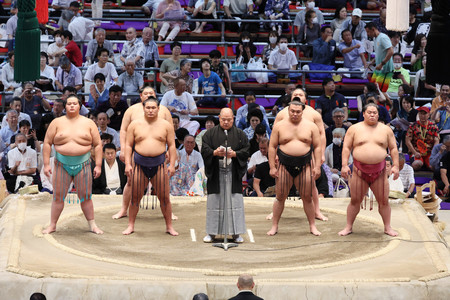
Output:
left=310, top=79, right=323, bottom=83
left=121, top=21, right=149, bottom=31
left=415, top=177, right=432, bottom=185
left=99, top=21, right=121, bottom=30
left=113, top=43, right=124, bottom=53
left=342, top=78, right=369, bottom=84
left=255, top=45, right=265, bottom=55
left=164, top=44, right=191, bottom=54
left=348, top=99, right=357, bottom=109
left=190, top=44, right=217, bottom=54
left=255, top=98, right=277, bottom=108
left=190, top=71, right=203, bottom=80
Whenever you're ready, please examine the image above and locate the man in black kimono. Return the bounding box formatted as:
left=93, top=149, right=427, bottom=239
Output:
left=201, top=108, right=249, bottom=243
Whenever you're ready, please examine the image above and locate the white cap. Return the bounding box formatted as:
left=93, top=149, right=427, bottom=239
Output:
left=352, top=8, right=363, bottom=18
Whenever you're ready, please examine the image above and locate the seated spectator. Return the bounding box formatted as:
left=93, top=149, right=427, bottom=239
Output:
left=437, top=151, right=450, bottom=196
left=311, top=26, right=336, bottom=66
left=95, top=85, right=128, bottom=131
left=405, top=106, right=440, bottom=171
left=160, top=78, right=200, bottom=135
left=358, top=93, right=391, bottom=124
left=1, top=51, right=21, bottom=96
left=432, top=96, right=450, bottom=132
left=97, top=112, right=121, bottom=151
left=262, top=31, right=279, bottom=64
left=36, top=52, right=56, bottom=92
left=117, top=60, right=144, bottom=95
left=431, top=84, right=449, bottom=114
left=100, top=133, right=113, bottom=147
left=55, top=56, right=83, bottom=91
left=331, top=5, right=350, bottom=42
left=20, top=82, right=51, bottom=129
left=6, top=4, right=17, bottom=51
left=223, top=0, right=255, bottom=32
left=0, top=110, right=19, bottom=151
left=142, top=27, right=160, bottom=69
left=10, top=120, right=40, bottom=152
left=141, top=0, right=163, bottom=15
left=385, top=156, right=404, bottom=193
left=50, top=99, right=65, bottom=118
left=159, top=41, right=182, bottom=94
left=162, top=59, right=193, bottom=93
left=35, top=114, right=54, bottom=142
left=430, top=135, right=450, bottom=172
left=84, top=49, right=118, bottom=89
left=209, top=50, right=232, bottom=94
left=236, top=91, right=271, bottom=133
left=247, top=137, right=269, bottom=178
left=235, top=32, right=257, bottom=65
left=371, top=7, right=387, bottom=34
left=192, top=0, right=217, bottom=33
left=175, top=127, right=189, bottom=150
left=85, top=28, right=114, bottom=65
left=325, top=108, right=348, bottom=146
left=170, top=135, right=204, bottom=195
left=315, top=78, right=347, bottom=127
left=60, top=30, right=82, bottom=67
left=196, top=58, right=227, bottom=108
left=46, top=30, right=66, bottom=67
left=386, top=54, right=411, bottom=99
left=414, top=55, right=436, bottom=98
left=228, top=274, right=263, bottom=300
left=155, top=0, right=185, bottom=42
left=387, top=83, right=409, bottom=118
left=264, top=0, right=289, bottom=36
left=57, top=1, right=81, bottom=31
left=297, top=10, right=321, bottom=57
left=325, top=127, right=352, bottom=182
left=403, top=4, right=420, bottom=45
left=271, top=83, right=295, bottom=116
left=268, top=36, right=299, bottom=81
left=248, top=123, right=268, bottom=157
left=392, top=95, right=417, bottom=149
left=388, top=31, right=407, bottom=58
left=61, top=86, right=89, bottom=116
left=6, top=133, right=40, bottom=193
left=120, top=27, right=144, bottom=71
left=1, top=97, right=32, bottom=129
left=92, top=143, right=126, bottom=195
left=339, top=8, right=367, bottom=42
left=63, top=9, right=95, bottom=42
left=195, top=115, right=216, bottom=151
left=243, top=108, right=264, bottom=140
left=398, top=153, right=415, bottom=198
left=294, top=0, right=324, bottom=30
left=410, top=34, right=427, bottom=72
left=87, top=73, right=109, bottom=111
left=337, top=29, right=367, bottom=78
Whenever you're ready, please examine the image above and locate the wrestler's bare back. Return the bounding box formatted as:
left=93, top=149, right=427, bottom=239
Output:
left=346, top=122, right=393, bottom=164
left=274, top=117, right=319, bottom=156
left=47, top=116, right=98, bottom=156
left=128, top=118, right=172, bottom=157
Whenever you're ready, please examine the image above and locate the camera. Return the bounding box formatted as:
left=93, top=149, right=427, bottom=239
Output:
left=392, top=71, right=401, bottom=80
left=242, top=42, right=249, bottom=48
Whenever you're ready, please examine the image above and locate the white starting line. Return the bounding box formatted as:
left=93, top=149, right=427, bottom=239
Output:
left=247, top=229, right=255, bottom=243
left=190, top=229, right=196, bottom=242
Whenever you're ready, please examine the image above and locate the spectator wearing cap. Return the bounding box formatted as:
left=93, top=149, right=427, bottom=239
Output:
left=159, top=41, right=182, bottom=94
left=339, top=8, right=368, bottom=42
left=315, top=78, right=348, bottom=127
left=236, top=91, right=271, bottom=135
left=162, top=59, right=193, bottom=93
left=120, top=27, right=145, bottom=72
left=117, top=59, right=144, bottom=95
left=405, top=106, right=440, bottom=171
left=196, top=58, right=227, bottom=108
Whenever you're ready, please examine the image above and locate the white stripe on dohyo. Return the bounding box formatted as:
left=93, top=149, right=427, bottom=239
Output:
left=190, top=229, right=197, bottom=242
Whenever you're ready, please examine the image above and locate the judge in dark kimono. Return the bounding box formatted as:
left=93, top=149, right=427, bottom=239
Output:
left=201, top=108, right=249, bottom=243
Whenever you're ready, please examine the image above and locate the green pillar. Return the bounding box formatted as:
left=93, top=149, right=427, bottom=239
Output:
left=14, top=0, right=40, bottom=82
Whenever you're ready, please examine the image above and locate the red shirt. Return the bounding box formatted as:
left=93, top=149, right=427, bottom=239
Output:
left=406, top=120, right=439, bottom=155
left=65, top=40, right=83, bottom=67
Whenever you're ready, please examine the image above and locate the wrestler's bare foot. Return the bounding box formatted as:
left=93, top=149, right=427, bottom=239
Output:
left=315, top=212, right=328, bottom=221
left=384, top=227, right=398, bottom=237
left=310, top=226, right=321, bottom=236
left=166, top=227, right=179, bottom=236
left=42, top=225, right=56, bottom=234
left=91, top=226, right=104, bottom=234
left=122, top=225, right=134, bottom=235
left=267, top=225, right=278, bottom=236
left=171, top=213, right=178, bottom=220
left=112, top=210, right=127, bottom=219
left=266, top=212, right=273, bottom=220
left=338, top=227, right=353, bottom=236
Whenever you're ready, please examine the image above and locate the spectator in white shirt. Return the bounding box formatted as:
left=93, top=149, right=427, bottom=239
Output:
left=268, top=36, right=299, bottom=80
left=63, top=10, right=95, bottom=41
left=97, top=112, right=121, bottom=151
left=84, top=49, right=118, bottom=89
left=36, top=52, right=57, bottom=91
left=1, top=97, right=32, bottom=129
left=398, top=153, right=415, bottom=198
left=1, top=51, right=21, bottom=96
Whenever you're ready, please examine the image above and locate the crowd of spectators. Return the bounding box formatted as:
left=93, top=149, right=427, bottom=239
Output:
left=0, top=0, right=448, bottom=198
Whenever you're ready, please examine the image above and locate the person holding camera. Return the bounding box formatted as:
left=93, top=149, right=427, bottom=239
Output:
left=386, top=53, right=411, bottom=99
left=10, top=120, right=40, bottom=152
left=20, top=82, right=51, bottom=130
